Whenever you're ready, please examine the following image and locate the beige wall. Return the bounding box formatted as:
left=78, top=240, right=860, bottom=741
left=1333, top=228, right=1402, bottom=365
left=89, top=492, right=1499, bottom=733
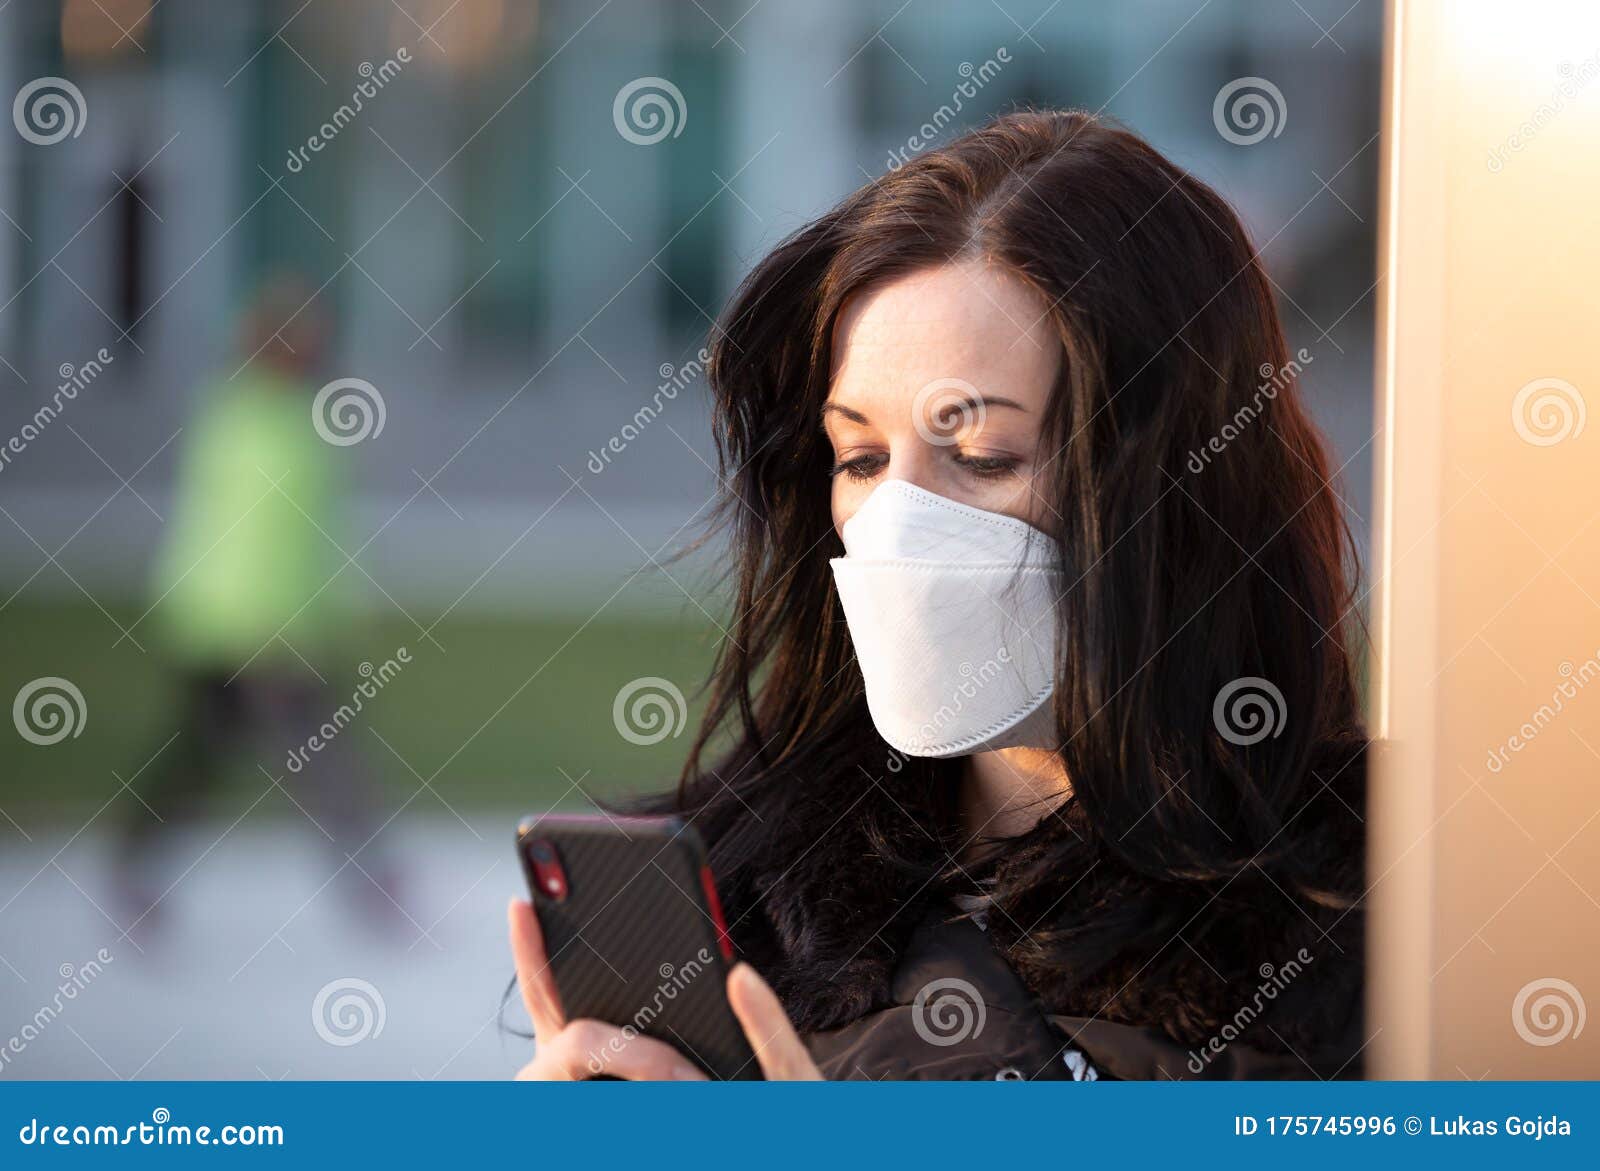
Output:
left=1370, top=0, right=1600, bottom=1077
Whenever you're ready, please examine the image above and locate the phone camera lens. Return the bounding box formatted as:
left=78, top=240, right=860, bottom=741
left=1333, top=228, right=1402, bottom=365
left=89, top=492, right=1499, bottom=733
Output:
left=527, top=839, right=568, bottom=903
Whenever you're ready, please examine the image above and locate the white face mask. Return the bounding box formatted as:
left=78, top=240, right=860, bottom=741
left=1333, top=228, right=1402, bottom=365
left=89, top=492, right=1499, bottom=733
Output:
left=829, top=480, right=1061, bottom=758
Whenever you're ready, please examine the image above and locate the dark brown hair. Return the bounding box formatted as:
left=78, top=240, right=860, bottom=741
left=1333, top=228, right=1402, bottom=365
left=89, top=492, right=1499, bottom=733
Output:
left=667, top=110, right=1367, bottom=1064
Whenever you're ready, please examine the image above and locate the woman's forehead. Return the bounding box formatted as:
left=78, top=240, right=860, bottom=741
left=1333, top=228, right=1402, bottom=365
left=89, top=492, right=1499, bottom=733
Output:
left=829, top=262, right=1060, bottom=409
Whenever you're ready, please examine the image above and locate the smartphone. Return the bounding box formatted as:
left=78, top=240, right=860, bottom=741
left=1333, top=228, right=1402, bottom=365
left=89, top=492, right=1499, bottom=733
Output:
left=515, top=812, right=761, bottom=1080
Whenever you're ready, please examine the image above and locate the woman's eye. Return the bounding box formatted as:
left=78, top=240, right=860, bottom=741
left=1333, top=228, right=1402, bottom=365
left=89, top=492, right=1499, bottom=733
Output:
left=828, top=453, right=888, bottom=482
left=953, top=453, right=1021, bottom=479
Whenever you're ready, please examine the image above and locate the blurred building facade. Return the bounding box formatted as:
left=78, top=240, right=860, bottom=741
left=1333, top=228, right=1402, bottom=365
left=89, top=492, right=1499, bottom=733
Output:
left=0, top=0, right=1382, bottom=614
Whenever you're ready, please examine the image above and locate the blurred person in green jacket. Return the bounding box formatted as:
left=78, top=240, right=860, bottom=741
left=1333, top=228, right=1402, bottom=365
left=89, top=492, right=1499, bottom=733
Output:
left=117, top=276, right=400, bottom=935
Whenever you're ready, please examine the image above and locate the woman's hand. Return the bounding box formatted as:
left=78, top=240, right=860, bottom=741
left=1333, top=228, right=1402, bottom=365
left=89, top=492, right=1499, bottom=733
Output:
left=723, top=950, right=824, bottom=1080
left=508, top=898, right=821, bottom=1081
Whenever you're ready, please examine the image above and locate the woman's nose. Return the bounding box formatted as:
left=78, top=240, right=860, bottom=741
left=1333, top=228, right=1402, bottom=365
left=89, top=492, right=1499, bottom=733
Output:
left=882, top=446, right=949, bottom=499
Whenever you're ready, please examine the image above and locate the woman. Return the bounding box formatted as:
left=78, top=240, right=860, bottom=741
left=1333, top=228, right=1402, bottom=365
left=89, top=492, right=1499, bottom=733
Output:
left=510, top=109, right=1368, bottom=1080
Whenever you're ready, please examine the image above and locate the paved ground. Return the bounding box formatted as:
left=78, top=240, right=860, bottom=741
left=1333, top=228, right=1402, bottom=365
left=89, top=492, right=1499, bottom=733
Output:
left=0, top=815, right=534, bottom=1080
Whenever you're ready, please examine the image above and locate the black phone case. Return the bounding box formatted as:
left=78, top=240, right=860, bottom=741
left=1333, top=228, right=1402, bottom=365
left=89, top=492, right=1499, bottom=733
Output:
left=516, top=813, right=761, bottom=1080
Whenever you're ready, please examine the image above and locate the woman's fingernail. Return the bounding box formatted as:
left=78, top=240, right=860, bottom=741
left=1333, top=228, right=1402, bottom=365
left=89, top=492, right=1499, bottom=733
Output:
left=673, top=1064, right=702, bottom=1081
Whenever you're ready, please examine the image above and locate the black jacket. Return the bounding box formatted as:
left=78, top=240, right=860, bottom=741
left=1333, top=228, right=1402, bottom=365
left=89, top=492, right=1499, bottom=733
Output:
left=804, top=907, right=1349, bottom=1080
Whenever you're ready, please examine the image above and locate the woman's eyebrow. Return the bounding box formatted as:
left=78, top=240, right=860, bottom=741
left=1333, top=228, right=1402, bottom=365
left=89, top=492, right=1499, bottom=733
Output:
left=820, top=401, right=870, bottom=425
left=967, top=395, right=1029, bottom=413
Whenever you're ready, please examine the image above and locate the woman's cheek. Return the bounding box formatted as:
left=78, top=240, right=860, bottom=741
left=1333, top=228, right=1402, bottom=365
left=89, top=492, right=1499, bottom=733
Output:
left=980, top=470, right=1041, bottom=527
left=830, top=481, right=860, bottom=534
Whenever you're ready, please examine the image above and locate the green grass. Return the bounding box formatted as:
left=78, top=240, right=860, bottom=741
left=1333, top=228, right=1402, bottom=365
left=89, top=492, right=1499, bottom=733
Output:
left=0, top=598, right=1376, bottom=830
left=0, top=600, right=723, bottom=822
